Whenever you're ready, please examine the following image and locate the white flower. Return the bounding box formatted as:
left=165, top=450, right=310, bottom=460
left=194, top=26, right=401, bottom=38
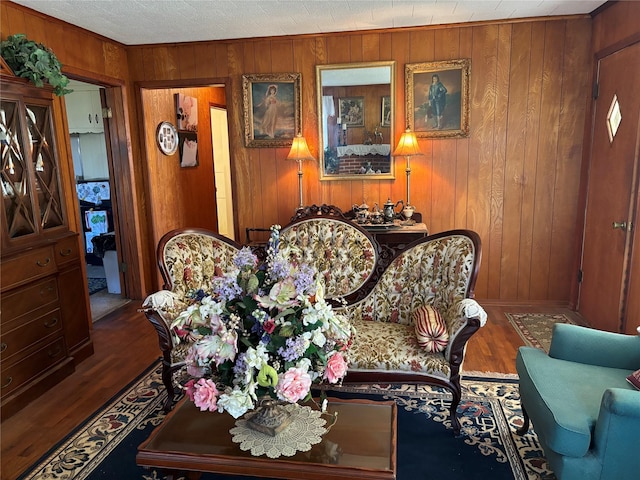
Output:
left=244, top=343, right=268, bottom=370
left=296, top=357, right=312, bottom=373
left=326, top=314, right=353, bottom=344
left=217, top=388, right=254, bottom=419
left=302, top=297, right=335, bottom=327
left=310, top=328, right=326, bottom=348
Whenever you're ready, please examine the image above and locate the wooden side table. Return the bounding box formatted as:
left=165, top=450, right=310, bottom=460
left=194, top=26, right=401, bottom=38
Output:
left=363, top=222, right=429, bottom=250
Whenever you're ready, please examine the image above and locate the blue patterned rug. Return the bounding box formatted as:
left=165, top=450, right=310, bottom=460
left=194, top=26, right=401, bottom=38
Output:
left=17, top=362, right=554, bottom=480
left=88, top=277, right=108, bottom=295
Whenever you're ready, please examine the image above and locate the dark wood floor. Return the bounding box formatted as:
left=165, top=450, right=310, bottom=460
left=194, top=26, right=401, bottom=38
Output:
left=0, top=301, right=583, bottom=479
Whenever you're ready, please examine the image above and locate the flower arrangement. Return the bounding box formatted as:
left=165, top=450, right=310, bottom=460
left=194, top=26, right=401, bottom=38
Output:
left=170, top=225, right=354, bottom=419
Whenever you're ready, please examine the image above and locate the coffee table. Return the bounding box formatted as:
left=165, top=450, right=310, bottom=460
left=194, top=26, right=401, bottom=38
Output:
left=137, top=396, right=397, bottom=480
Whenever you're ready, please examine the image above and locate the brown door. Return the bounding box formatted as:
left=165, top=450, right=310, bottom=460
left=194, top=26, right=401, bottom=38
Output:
left=578, top=42, right=640, bottom=332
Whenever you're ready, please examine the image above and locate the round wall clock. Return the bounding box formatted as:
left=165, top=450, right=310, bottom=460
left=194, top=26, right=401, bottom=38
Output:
left=156, top=121, right=178, bottom=155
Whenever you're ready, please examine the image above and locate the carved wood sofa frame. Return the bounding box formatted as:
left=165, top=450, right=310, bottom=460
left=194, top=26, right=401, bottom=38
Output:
left=141, top=228, right=243, bottom=411
left=141, top=216, right=484, bottom=435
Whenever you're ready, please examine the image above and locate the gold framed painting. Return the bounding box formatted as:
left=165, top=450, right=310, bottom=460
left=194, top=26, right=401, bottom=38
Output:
left=405, top=59, right=470, bottom=138
left=337, top=96, right=365, bottom=127
left=242, top=72, right=302, bottom=147
left=381, top=95, right=391, bottom=127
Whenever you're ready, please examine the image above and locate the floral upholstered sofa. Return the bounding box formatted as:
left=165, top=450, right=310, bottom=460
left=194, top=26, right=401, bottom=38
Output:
left=141, top=219, right=379, bottom=411
left=142, top=219, right=486, bottom=434
left=339, top=229, right=485, bottom=435
left=277, top=215, right=378, bottom=299
left=141, top=228, right=242, bottom=411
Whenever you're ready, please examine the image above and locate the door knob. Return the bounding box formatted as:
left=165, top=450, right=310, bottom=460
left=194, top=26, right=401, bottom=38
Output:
left=612, top=221, right=627, bottom=230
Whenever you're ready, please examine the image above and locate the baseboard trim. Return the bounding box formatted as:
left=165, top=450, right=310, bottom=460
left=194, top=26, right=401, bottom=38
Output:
left=476, top=299, right=572, bottom=308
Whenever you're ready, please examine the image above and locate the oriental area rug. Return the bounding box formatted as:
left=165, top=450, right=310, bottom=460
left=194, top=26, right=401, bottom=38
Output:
left=505, top=312, right=576, bottom=352
left=18, top=361, right=554, bottom=480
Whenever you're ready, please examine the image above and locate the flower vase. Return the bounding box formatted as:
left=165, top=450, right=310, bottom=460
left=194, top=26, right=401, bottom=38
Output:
left=244, top=398, right=293, bottom=437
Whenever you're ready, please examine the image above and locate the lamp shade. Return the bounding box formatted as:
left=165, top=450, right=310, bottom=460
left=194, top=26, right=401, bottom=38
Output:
left=392, top=129, right=422, bottom=157
left=287, top=134, right=315, bottom=162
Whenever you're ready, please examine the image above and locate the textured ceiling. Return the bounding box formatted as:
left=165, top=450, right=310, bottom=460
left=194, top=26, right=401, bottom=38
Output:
left=11, top=0, right=606, bottom=45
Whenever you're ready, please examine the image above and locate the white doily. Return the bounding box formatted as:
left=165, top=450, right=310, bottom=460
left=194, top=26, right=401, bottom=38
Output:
left=230, top=404, right=327, bottom=458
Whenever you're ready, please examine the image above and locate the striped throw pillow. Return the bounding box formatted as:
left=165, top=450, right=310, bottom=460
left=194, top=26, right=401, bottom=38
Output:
left=413, top=305, right=449, bottom=353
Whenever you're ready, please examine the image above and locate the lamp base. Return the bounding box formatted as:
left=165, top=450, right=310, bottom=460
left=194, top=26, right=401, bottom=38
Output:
left=402, top=204, right=416, bottom=220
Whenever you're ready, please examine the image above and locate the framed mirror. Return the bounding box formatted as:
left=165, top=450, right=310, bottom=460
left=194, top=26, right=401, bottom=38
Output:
left=316, top=61, right=395, bottom=180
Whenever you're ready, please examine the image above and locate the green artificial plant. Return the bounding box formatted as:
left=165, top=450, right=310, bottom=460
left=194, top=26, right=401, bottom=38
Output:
left=0, top=34, right=72, bottom=96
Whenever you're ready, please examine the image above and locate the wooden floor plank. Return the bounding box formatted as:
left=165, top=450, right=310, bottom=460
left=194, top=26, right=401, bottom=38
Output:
left=0, top=301, right=580, bottom=479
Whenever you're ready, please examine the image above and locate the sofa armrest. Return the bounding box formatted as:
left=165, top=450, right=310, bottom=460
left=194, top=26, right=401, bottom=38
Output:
left=141, top=290, right=189, bottom=352
left=142, top=290, right=184, bottom=315
left=549, top=323, right=640, bottom=370
left=443, top=299, right=486, bottom=363
left=594, top=388, right=640, bottom=477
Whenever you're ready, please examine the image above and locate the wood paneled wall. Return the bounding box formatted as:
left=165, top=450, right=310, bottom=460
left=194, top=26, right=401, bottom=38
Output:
left=141, top=86, right=225, bottom=247
left=2, top=1, right=595, bottom=303
left=127, top=18, right=592, bottom=302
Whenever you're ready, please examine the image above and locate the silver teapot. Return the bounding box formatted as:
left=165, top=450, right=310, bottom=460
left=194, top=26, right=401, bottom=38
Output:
left=352, top=202, right=370, bottom=224
left=383, top=198, right=404, bottom=223
left=370, top=203, right=384, bottom=224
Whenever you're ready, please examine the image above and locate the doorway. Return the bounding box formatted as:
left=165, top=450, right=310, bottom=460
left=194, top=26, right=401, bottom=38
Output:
left=64, top=79, right=130, bottom=321
left=139, top=84, right=229, bottom=289
left=578, top=41, right=640, bottom=334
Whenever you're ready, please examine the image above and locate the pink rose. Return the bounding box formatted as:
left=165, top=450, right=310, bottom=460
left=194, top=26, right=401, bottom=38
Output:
left=184, top=379, right=196, bottom=402
left=324, top=352, right=348, bottom=383
left=275, top=367, right=312, bottom=403
left=192, top=378, right=219, bottom=412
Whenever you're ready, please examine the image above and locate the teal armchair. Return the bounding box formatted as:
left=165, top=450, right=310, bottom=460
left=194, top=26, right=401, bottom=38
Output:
left=516, top=323, right=640, bottom=480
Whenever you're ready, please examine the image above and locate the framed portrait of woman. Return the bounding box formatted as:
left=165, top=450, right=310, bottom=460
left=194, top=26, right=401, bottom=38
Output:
left=405, top=59, right=470, bottom=138
left=242, top=72, right=302, bottom=147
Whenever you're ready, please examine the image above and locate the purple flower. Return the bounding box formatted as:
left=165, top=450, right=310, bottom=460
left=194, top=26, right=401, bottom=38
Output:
left=294, top=264, right=317, bottom=296
left=233, top=352, right=247, bottom=376
left=234, top=247, right=258, bottom=270
left=277, top=336, right=308, bottom=361
left=212, top=275, right=242, bottom=302
left=269, top=258, right=291, bottom=282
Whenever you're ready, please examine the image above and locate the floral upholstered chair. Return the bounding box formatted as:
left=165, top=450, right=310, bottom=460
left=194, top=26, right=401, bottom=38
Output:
left=141, top=228, right=241, bottom=411
left=278, top=215, right=379, bottom=299
left=339, top=229, right=486, bottom=435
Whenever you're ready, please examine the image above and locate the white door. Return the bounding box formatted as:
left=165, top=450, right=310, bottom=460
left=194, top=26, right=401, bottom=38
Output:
left=210, top=106, right=235, bottom=240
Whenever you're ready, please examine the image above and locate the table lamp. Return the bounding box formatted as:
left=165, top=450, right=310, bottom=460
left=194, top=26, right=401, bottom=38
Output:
left=287, top=133, right=315, bottom=210
left=392, top=129, right=422, bottom=215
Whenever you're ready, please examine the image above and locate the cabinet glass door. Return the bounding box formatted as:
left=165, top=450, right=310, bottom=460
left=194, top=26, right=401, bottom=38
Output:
left=1, top=99, right=37, bottom=238
left=26, top=103, right=65, bottom=229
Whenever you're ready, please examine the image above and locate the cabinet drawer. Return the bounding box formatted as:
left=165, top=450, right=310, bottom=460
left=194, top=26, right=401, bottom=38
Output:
left=0, top=337, right=67, bottom=398
left=1, top=309, right=62, bottom=362
left=1, top=246, right=57, bottom=290
left=1, top=278, right=59, bottom=320
left=55, top=234, right=81, bottom=267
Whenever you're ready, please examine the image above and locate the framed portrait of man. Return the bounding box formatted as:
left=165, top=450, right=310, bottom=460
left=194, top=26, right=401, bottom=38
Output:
left=405, top=59, right=470, bottom=138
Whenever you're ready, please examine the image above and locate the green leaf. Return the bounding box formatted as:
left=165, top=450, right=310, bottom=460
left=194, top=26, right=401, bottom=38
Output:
left=279, top=324, right=294, bottom=337
left=0, top=33, right=72, bottom=96
left=246, top=274, right=260, bottom=294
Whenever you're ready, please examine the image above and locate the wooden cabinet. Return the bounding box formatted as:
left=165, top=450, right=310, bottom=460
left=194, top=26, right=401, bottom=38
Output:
left=1, top=73, right=93, bottom=420
left=64, top=81, right=104, bottom=133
